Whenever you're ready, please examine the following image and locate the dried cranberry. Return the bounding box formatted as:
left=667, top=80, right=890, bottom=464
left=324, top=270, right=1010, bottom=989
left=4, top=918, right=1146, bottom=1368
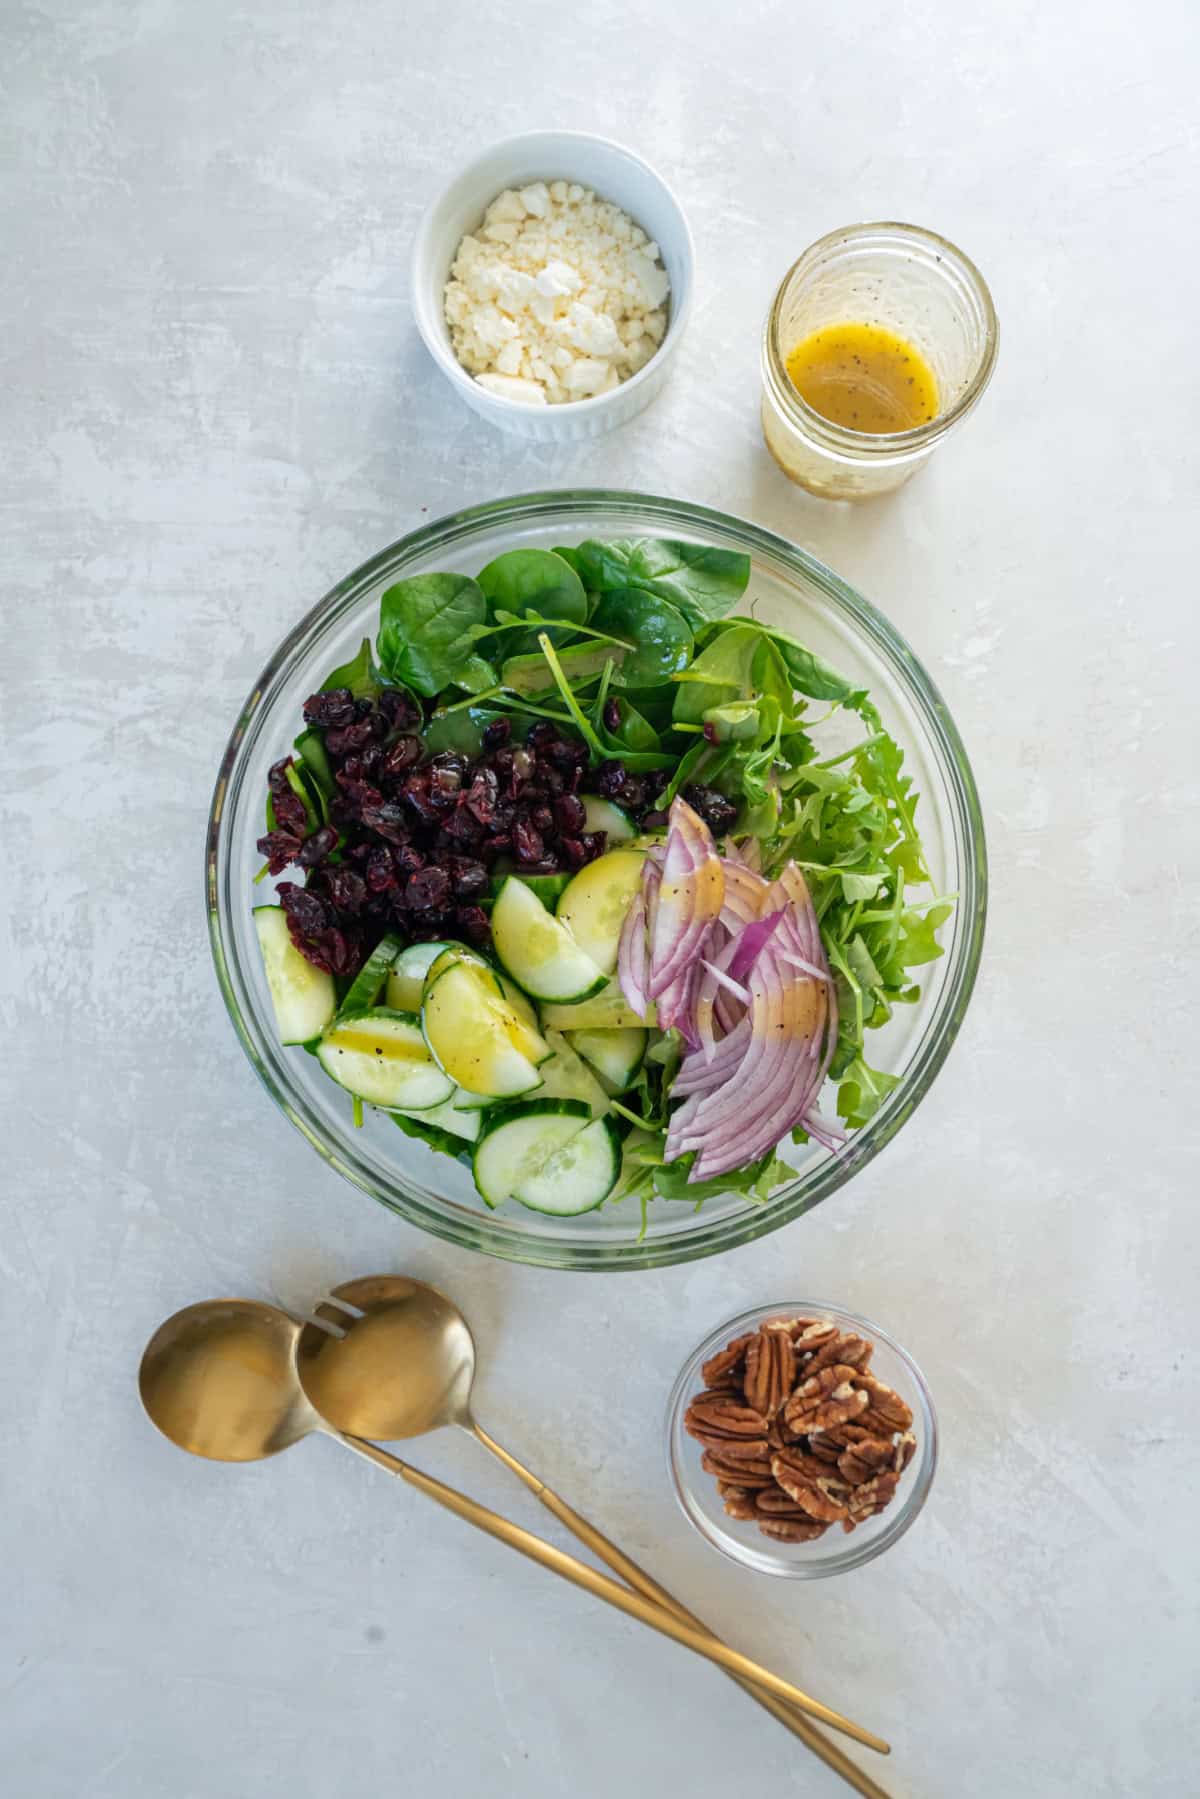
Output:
left=326, top=868, right=367, bottom=913
left=257, top=830, right=302, bottom=873
left=405, top=866, right=451, bottom=911
left=325, top=717, right=377, bottom=756
left=381, top=736, right=422, bottom=779
left=513, top=819, right=544, bottom=863
left=379, top=686, right=421, bottom=730
left=359, top=801, right=410, bottom=844
left=365, top=846, right=396, bottom=893
left=491, top=745, right=515, bottom=779
left=597, top=761, right=627, bottom=798
left=510, top=748, right=535, bottom=788
left=454, top=905, right=490, bottom=943
left=684, top=784, right=738, bottom=836
left=554, top=794, right=586, bottom=834
left=297, top=824, right=339, bottom=869
left=464, top=767, right=499, bottom=824
left=271, top=780, right=310, bottom=840
left=399, top=771, right=440, bottom=827
left=529, top=805, right=555, bottom=835
left=321, top=928, right=360, bottom=977
left=302, top=688, right=357, bottom=729
left=580, top=831, right=607, bottom=862
left=443, top=807, right=485, bottom=847
left=393, top=843, right=425, bottom=877
left=641, top=809, right=668, bottom=831
left=559, top=836, right=587, bottom=867
left=442, top=855, right=488, bottom=898
left=603, top=698, right=621, bottom=733
left=526, top=721, right=556, bottom=749
left=278, top=882, right=327, bottom=935
left=546, top=737, right=587, bottom=770
left=482, top=717, right=511, bottom=749
left=537, top=766, right=566, bottom=797
left=619, top=775, right=647, bottom=811
left=480, top=833, right=511, bottom=861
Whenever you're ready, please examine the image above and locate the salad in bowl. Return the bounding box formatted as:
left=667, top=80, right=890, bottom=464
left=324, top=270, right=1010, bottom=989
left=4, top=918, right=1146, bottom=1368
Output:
left=248, top=529, right=957, bottom=1229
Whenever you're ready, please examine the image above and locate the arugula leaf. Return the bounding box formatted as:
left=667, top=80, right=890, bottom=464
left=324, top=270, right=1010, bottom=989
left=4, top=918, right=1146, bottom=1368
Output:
left=652, top=1149, right=791, bottom=1202
left=320, top=636, right=381, bottom=699
left=377, top=573, right=487, bottom=697
left=836, top=1058, right=901, bottom=1130
left=573, top=537, right=750, bottom=631
left=589, top=589, right=693, bottom=687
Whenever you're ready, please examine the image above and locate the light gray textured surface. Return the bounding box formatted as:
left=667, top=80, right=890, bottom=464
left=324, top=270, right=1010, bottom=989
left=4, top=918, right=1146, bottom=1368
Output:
left=4, top=3, right=1198, bottom=1795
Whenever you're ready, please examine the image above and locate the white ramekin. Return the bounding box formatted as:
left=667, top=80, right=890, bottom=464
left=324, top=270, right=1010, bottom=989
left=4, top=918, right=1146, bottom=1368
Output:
left=410, top=130, right=694, bottom=443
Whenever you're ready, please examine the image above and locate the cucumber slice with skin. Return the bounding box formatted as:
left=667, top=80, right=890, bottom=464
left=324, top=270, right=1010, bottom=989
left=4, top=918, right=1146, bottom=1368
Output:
left=540, top=979, right=656, bottom=1032
left=338, top=932, right=404, bottom=1019
left=512, top=1116, right=622, bottom=1215
left=393, top=1093, right=481, bottom=1143
left=555, top=849, right=646, bottom=977
left=580, top=795, right=635, bottom=844
left=535, top=1030, right=611, bottom=1116
left=254, top=906, right=336, bottom=1044
left=567, top=1026, right=648, bottom=1092
left=491, top=876, right=606, bottom=1004
left=424, top=943, right=500, bottom=994
left=488, top=872, right=572, bottom=908
left=317, top=1008, right=454, bottom=1110
left=422, top=963, right=546, bottom=1098
left=472, top=1098, right=591, bottom=1208
left=386, top=940, right=451, bottom=1013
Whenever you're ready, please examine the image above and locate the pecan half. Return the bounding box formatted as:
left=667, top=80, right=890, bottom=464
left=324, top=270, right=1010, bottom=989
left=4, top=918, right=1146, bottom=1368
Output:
left=805, top=1332, right=873, bottom=1378
left=701, top=1446, right=775, bottom=1487
left=894, top=1431, right=917, bottom=1473
left=717, top=1483, right=758, bottom=1521
left=771, top=1450, right=851, bottom=1521
left=701, top=1332, right=755, bottom=1391
left=851, top=1372, right=913, bottom=1431
left=784, top=1365, right=870, bottom=1434
left=743, top=1324, right=795, bottom=1419
left=758, top=1517, right=829, bottom=1543
left=684, top=1390, right=769, bottom=1451
left=847, top=1469, right=901, bottom=1520
left=838, top=1436, right=898, bottom=1486
left=755, top=1486, right=811, bottom=1517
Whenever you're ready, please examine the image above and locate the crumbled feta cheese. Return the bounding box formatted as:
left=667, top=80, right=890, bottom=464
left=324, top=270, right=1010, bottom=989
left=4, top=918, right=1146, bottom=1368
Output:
left=443, top=182, right=671, bottom=405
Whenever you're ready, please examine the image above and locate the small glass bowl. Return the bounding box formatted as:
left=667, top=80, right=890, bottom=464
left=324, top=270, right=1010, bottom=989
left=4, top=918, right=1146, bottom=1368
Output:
left=761, top=221, right=998, bottom=500
left=666, top=1301, right=937, bottom=1578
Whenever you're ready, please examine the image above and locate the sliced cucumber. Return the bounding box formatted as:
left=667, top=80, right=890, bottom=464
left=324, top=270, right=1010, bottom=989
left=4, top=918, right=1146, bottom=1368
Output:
left=472, top=1098, right=591, bottom=1208
left=422, top=962, right=546, bottom=1099
left=540, top=979, right=656, bottom=1032
left=424, top=942, right=500, bottom=994
left=393, top=1093, right=481, bottom=1143
left=491, top=876, right=606, bottom=1004
left=254, top=906, right=336, bottom=1045
left=512, top=1116, right=622, bottom=1215
left=535, top=1030, right=610, bottom=1116
left=451, top=1086, right=499, bottom=1113
left=317, top=1008, right=454, bottom=1110
left=338, top=933, right=404, bottom=1019
left=567, top=1026, right=648, bottom=1092
left=555, top=849, right=646, bottom=977
left=385, top=940, right=451, bottom=1013
left=293, top=728, right=335, bottom=805
left=580, top=795, right=635, bottom=844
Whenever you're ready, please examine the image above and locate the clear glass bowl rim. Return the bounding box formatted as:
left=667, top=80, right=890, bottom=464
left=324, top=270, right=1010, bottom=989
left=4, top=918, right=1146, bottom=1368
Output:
left=762, top=221, right=1000, bottom=459
left=665, top=1298, right=939, bottom=1577
left=206, top=488, right=987, bottom=1271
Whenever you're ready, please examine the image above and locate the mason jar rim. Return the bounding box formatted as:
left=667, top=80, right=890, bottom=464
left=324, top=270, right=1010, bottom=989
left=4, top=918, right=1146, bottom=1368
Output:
left=762, top=220, right=999, bottom=462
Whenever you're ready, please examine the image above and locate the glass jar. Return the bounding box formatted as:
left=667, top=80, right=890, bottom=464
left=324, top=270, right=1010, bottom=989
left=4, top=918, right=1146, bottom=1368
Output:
left=761, top=222, right=998, bottom=500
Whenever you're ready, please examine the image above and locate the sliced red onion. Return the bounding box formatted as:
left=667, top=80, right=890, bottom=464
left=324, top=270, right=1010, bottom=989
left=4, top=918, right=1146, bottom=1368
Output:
left=728, top=907, right=785, bottom=984
left=616, top=886, right=650, bottom=1018
left=699, top=959, right=751, bottom=1006
left=778, top=949, right=832, bottom=984
left=646, top=800, right=724, bottom=1000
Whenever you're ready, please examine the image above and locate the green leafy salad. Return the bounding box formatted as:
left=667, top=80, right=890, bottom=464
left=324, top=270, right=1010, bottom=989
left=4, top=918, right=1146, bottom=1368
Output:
left=251, top=535, right=951, bottom=1224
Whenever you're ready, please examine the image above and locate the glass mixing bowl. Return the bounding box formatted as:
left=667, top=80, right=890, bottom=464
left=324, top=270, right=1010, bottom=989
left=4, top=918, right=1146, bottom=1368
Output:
left=207, top=491, right=986, bottom=1270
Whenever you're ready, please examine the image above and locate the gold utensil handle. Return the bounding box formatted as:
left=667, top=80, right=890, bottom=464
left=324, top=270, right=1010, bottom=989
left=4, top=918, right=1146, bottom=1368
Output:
left=338, top=1432, right=887, bottom=1757
left=473, top=1424, right=893, bottom=1799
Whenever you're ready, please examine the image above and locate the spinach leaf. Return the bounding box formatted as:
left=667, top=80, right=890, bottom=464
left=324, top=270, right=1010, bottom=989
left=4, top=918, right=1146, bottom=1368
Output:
left=671, top=622, right=763, bottom=725
left=447, top=652, right=499, bottom=695
left=477, top=548, right=587, bottom=627
left=377, top=573, right=487, bottom=697
left=589, top=589, right=693, bottom=687
left=319, top=636, right=382, bottom=699
left=423, top=705, right=528, bottom=756
left=603, top=695, right=661, bottom=755
left=574, top=537, right=750, bottom=630
left=766, top=628, right=869, bottom=708
left=501, top=640, right=623, bottom=696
